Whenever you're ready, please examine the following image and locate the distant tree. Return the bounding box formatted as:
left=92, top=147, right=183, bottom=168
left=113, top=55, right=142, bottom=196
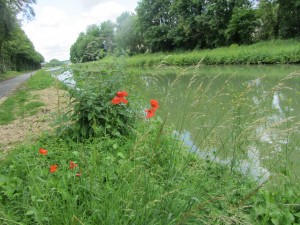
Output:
left=169, top=0, right=206, bottom=49
left=195, top=0, right=253, bottom=48
left=99, top=20, right=115, bottom=52
left=136, top=0, right=173, bottom=52
left=277, top=0, right=300, bottom=38
left=225, top=7, right=257, bottom=44
left=70, top=20, right=115, bottom=63
left=4, top=26, right=44, bottom=71
left=0, top=0, right=41, bottom=75
left=256, top=0, right=279, bottom=40
left=48, top=59, right=63, bottom=67
left=115, top=12, right=143, bottom=54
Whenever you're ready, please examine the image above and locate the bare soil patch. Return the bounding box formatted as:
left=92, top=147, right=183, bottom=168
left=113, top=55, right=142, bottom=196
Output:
left=0, top=87, right=68, bottom=152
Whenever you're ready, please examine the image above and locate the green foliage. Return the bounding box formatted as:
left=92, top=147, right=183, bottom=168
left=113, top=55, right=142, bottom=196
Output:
left=0, top=0, right=42, bottom=77
left=113, top=39, right=300, bottom=66
left=225, top=7, right=257, bottom=44
left=26, top=70, right=55, bottom=90
left=69, top=0, right=300, bottom=61
left=256, top=0, right=279, bottom=40
left=70, top=21, right=115, bottom=63
left=59, top=71, right=137, bottom=140
left=1, top=118, right=299, bottom=224
left=46, top=59, right=64, bottom=67
left=247, top=176, right=300, bottom=225
left=136, top=0, right=174, bottom=52
left=277, top=0, right=300, bottom=38
left=114, top=12, right=143, bottom=54
left=1, top=61, right=300, bottom=224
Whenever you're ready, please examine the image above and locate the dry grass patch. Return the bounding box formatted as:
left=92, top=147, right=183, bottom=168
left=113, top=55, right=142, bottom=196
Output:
left=0, top=87, right=68, bottom=152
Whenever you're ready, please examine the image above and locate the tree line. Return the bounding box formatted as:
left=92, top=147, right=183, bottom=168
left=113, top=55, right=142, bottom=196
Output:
left=0, top=0, right=44, bottom=76
left=70, top=0, right=300, bottom=63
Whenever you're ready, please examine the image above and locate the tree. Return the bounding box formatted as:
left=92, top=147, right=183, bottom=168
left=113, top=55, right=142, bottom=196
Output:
left=0, top=0, right=42, bottom=75
left=256, top=0, right=279, bottom=40
left=70, top=20, right=115, bottom=63
left=195, top=0, right=253, bottom=48
left=169, top=0, right=206, bottom=49
left=99, top=20, right=115, bottom=52
left=115, top=12, right=143, bottom=54
left=277, top=0, right=300, bottom=38
left=48, top=59, right=63, bottom=67
left=225, top=7, right=257, bottom=44
left=136, top=0, right=174, bottom=52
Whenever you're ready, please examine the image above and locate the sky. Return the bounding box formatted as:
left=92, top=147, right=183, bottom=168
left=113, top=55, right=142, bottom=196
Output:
left=22, top=0, right=140, bottom=62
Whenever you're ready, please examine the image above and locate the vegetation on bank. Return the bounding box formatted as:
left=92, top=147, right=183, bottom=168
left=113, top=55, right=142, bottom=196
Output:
left=1, top=67, right=300, bottom=224
left=70, top=0, right=300, bottom=64
left=75, top=39, right=300, bottom=68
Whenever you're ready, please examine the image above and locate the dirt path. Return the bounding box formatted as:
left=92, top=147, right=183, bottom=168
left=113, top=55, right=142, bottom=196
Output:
left=0, top=87, right=68, bottom=152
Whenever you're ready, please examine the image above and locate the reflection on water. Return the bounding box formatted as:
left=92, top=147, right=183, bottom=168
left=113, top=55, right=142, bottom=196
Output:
left=132, top=65, right=300, bottom=179
left=46, top=67, right=76, bottom=88
left=56, top=70, right=76, bottom=88
left=177, top=130, right=270, bottom=184
left=272, top=91, right=283, bottom=114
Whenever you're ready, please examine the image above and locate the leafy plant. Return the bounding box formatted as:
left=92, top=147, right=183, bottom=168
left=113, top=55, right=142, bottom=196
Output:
left=60, top=71, right=137, bottom=140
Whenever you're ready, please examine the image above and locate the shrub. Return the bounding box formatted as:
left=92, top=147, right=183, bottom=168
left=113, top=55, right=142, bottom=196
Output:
left=59, top=71, right=137, bottom=140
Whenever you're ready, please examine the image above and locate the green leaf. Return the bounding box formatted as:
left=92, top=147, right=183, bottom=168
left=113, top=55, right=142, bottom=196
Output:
left=0, top=175, right=9, bottom=184
left=117, top=152, right=125, bottom=159
left=25, top=210, right=35, bottom=216
left=72, top=151, right=80, bottom=157
left=88, top=112, right=94, bottom=121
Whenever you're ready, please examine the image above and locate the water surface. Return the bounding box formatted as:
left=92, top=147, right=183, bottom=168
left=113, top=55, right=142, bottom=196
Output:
left=129, top=65, right=300, bottom=182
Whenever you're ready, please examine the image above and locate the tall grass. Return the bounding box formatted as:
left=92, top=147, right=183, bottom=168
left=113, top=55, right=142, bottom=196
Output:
left=1, top=63, right=300, bottom=224
left=95, top=39, right=300, bottom=67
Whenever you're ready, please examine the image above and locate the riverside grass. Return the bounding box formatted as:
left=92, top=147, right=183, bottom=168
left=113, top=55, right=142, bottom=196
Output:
left=93, top=39, right=300, bottom=67
left=1, top=66, right=300, bottom=224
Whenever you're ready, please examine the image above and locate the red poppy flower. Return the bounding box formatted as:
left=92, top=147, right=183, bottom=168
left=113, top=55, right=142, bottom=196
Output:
left=69, top=161, right=78, bottom=169
left=150, top=99, right=159, bottom=109
left=39, top=148, right=48, bottom=155
left=111, top=97, right=128, bottom=104
left=112, top=91, right=128, bottom=105
left=145, top=107, right=157, bottom=118
left=112, top=97, right=121, bottom=104
left=117, top=91, right=128, bottom=98
left=49, top=165, right=58, bottom=173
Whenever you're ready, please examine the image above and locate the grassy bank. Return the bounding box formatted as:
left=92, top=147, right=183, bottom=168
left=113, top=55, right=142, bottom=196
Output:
left=95, top=39, right=300, bottom=67
left=2, top=121, right=298, bottom=225
left=1, top=67, right=300, bottom=224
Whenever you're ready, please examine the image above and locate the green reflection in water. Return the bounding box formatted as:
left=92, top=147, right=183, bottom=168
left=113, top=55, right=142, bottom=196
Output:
left=128, top=65, right=300, bottom=180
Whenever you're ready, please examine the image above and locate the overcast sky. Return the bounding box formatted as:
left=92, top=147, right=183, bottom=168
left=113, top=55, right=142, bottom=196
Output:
left=22, top=0, right=139, bottom=62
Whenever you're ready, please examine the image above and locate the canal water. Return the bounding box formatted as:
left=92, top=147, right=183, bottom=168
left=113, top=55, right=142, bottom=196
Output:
left=127, top=65, right=300, bottom=182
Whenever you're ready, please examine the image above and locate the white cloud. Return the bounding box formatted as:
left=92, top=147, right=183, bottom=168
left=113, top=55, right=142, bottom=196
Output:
left=38, top=6, right=67, bottom=27
left=79, top=0, right=109, bottom=9
left=22, top=0, right=139, bottom=62
left=81, top=1, right=126, bottom=24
